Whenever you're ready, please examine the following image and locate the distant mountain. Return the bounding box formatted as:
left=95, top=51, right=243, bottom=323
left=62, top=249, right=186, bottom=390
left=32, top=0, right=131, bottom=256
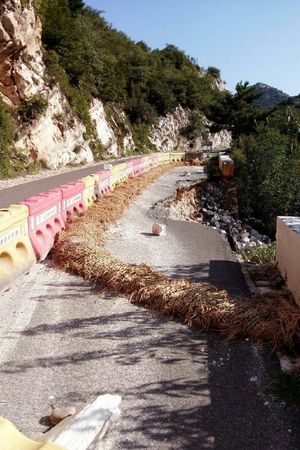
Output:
left=252, top=83, right=290, bottom=109
left=286, top=94, right=300, bottom=111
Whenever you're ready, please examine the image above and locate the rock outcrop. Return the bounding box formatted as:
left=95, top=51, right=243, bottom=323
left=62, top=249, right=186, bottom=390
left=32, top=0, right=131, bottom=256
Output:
left=90, top=99, right=135, bottom=157
left=15, top=86, right=93, bottom=168
left=0, top=0, right=136, bottom=168
left=207, top=128, right=232, bottom=149
left=149, top=106, right=190, bottom=152
left=0, top=0, right=45, bottom=105
left=149, top=106, right=232, bottom=152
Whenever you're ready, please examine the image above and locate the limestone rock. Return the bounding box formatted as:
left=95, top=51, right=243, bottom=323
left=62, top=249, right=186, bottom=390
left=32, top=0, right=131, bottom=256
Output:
left=0, top=0, right=231, bottom=172
left=15, top=86, right=94, bottom=169
left=89, top=99, right=135, bottom=157
left=0, top=0, right=45, bottom=104
left=90, top=98, right=118, bottom=156
left=152, top=223, right=166, bottom=236
left=50, top=404, right=76, bottom=425
left=149, top=106, right=190, bottom=152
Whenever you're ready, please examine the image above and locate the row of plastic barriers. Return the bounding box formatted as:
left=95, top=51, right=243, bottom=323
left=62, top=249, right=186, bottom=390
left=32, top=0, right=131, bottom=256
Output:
left=0, top=152, right=186, bottom=289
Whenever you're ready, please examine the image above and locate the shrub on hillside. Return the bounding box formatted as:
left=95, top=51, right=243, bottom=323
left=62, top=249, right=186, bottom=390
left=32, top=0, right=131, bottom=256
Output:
left=0, top=98, right=16, bottom=177
left=18, top=94, right=48, bottom=123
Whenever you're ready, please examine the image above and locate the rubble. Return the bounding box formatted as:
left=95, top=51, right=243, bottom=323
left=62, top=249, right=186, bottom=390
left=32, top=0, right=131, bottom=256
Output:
left=160, top=179, right=271, bottom=252
left=197, top=185, right=271, bottom=250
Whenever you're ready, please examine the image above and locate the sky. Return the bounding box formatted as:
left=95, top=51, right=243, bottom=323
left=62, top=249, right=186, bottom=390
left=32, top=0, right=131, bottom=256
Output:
left=84, top=1, right=300, bottom=96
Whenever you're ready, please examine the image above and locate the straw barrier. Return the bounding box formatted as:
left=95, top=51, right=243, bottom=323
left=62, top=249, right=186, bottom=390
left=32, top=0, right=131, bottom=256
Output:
left=0, top=152, right=180, bottom=287
left=53, top=163, right=300, bottom=348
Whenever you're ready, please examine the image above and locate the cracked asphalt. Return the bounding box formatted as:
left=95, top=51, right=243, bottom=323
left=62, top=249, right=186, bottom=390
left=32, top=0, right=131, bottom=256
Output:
left=0, top=167, right=299, bottom=449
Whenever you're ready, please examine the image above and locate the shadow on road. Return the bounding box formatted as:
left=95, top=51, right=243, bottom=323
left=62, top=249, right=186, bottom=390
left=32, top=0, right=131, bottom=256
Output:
left=1, top=261, right=300, bottom=449
left=156, top=259, right=248, bottom=298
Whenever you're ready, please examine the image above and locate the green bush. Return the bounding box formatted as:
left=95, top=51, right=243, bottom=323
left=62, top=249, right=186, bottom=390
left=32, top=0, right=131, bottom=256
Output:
left=131, top=123, right=155, bottom=153
left=181, top=111, right=205, bottom=141
left=207, top=66, right=221, bottom=79
left=18, top=94, right=48, bottom=123
left=0, top=98, right=16, bottom=177
left=242, top=243, right=276, bottom=265
left=232, top=124, right=300, bottom=236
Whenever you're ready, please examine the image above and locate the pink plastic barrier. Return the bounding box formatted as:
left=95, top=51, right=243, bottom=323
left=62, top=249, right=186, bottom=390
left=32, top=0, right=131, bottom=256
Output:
left=21, top=190, right=65, bottom=261
left=126, top=160, right=135, bottom=178
left=95, top=170, right=113, bottom=197
left=58, top=180, right=86, bottom=222
left=130, top=157, right=145, bottom=178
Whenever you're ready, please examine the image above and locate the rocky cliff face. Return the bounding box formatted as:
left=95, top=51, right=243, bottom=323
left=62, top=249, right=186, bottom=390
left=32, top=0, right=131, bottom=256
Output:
left=0, top=0, right=44, bottom=105
left=0, top=0, right=135, bottom=169
left=149, top=106, right=231, bottom=152
left=0, top=0, right=94, bottom=168
left=0, top=0, right=231, bottom=172
left=89, top=99, right=135, bottom=157
left=149, top=106, right=190, bottom=152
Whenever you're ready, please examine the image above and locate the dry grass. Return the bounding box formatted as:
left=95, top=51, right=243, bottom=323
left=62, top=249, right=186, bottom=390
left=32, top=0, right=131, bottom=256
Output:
left=53, top=163, right=300, bottom=348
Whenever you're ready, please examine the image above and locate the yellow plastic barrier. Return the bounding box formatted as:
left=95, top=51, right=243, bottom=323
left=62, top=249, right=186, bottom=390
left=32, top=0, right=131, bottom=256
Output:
left=157, top=153, right=170, bottom=165
left=170, top=152, right=185, bottom=162
left=111, top=163, right=128, bottom=188
left=218, top=154, right=234, bottom=178
left=81, top=175, right=98, bottom=208
left=0, top=417, right=65, bottom=450
left=0, top=205, right=36, bottom=289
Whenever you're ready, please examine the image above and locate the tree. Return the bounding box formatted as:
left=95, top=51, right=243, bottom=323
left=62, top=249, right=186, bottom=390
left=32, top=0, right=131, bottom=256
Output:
left=232, top=124, right=300, bottom=235
left=41, top=0, right=75, bottom=53
left=208, top=81, right=264, bottom=138
left=68, top=0, right=84, bottom=13
left=207, top=66, right=220, bottom=79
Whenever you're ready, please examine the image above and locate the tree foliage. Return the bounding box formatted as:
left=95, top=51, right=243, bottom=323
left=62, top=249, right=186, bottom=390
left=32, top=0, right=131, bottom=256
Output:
left=231, top=108, right=300, bottom=235
left=40, top=1, right=223, bottom=128
left=208, top=81, right=264, bottom=137
left=0, top=98, right=18, bottom=176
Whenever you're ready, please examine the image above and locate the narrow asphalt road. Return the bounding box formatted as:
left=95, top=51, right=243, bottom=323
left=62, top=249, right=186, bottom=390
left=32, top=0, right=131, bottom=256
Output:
left=0, top=156, right=133, bottom=208
left=106, top=166, right=247, bottom=298
left=0, top=167, right=299, bottom=449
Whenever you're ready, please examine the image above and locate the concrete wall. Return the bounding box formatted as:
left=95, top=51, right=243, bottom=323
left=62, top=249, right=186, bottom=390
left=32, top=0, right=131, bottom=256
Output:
left=276, top=216, right=300, bottom=305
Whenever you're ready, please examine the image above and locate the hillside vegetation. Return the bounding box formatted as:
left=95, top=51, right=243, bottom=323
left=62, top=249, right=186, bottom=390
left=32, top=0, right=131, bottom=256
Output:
left=210, top=81, right=300, bottom=235
left=39, top=0, right=224, bottom=136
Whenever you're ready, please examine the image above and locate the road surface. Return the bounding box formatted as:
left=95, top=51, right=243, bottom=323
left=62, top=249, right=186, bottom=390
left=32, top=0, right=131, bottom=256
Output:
left=0, top=167, right=299, bottom=449
left=0, top=156, right=133, bottom=208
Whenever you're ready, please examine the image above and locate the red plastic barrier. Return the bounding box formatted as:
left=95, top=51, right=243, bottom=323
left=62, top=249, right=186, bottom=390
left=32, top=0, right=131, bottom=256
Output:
left=95, top=170, right=113, bottom=197
left=58, top=180, right=86, bottom=222
left=21, top=190, right=65, bottom=261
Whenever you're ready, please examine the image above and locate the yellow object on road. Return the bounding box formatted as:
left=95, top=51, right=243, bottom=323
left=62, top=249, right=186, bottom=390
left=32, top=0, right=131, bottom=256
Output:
left=170, top=152, right=185, bottom=161
left=81, top=175, right=98, bottom=208
left=0, top=205, right=36, bottom=289
left=0, top=417, right=66, bottom=450
left=111, top=163, right=128, bottom=187
left=156, top=152, right=170, bottom=165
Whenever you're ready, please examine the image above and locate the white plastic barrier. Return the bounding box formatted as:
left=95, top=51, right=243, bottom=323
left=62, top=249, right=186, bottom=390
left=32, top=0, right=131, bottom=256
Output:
left=276, top=216, right=300, bottom=305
